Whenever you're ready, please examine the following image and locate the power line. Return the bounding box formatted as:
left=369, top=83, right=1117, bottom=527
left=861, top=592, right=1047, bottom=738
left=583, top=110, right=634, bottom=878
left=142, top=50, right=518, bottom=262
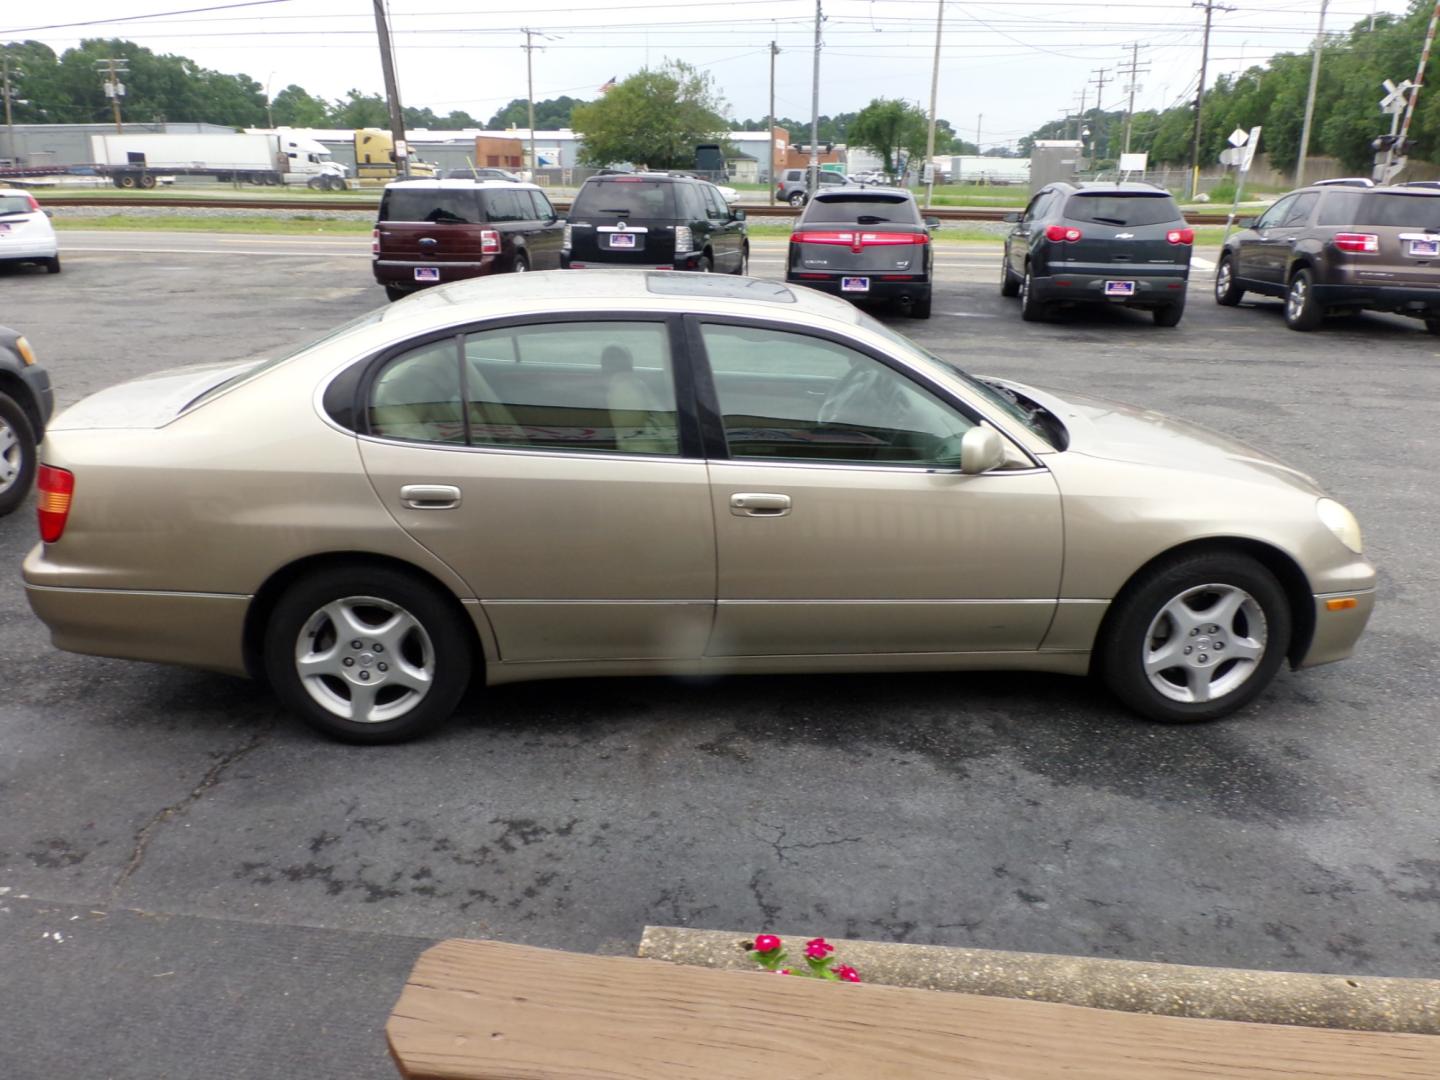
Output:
left=0, top=0, right=291, bottom=36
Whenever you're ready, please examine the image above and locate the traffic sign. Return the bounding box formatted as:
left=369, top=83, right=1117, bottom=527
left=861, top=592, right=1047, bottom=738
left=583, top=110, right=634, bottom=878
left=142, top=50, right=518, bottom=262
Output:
left=1227, top=128, right=1249, bottom=147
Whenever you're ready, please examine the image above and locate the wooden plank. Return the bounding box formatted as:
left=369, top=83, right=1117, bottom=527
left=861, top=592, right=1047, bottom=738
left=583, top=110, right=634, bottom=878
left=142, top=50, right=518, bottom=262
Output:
left=386, top=940, right=1440, bottom=1080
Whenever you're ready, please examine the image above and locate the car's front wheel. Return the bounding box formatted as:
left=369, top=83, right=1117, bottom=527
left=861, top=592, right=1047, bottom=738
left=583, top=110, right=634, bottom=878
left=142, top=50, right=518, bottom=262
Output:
left=788, top=192, right=806, bottom=207
left=1000, top=254, right=1020, bottom=297
left=734, top=243, right=749, bottom=275
left=264, top=565, right=474, bottom=743
left=1284, top=268, right=1324, bottom=331
left=0, top=391, right=38, bottom=517
left=1099, top=551, right=1291, bottom=723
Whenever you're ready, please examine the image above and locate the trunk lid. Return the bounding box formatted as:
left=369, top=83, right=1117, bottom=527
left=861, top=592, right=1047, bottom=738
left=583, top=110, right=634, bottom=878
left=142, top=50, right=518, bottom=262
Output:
left=48, top=360, right=262, bottom=431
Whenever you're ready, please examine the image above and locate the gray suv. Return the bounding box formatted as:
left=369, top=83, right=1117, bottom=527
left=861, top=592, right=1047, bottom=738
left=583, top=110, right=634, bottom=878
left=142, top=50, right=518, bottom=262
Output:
left=1215, top=180, right=1440, bottom=332
left=776, top=168, right=849, bottom=207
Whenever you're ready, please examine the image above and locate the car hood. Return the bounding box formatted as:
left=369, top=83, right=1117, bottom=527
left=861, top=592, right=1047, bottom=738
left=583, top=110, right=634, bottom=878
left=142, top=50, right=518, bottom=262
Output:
left=47, top=359, right=261, bottom=431
left=993, top=378, right=1325, bottom=496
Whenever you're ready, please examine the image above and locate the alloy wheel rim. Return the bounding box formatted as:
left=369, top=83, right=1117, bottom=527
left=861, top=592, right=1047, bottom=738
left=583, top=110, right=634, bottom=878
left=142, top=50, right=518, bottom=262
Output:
left=514, top=259, right=527, bottom=273
left=294, top=595, right=435, bottom=723
left=0, top=418, right=19, bottom=493
left=1216, top=261, right=1231, bottom=298
left=1287, top=278, right=1306, bottom=320
left=1141, top=582, right=1267, bottom=704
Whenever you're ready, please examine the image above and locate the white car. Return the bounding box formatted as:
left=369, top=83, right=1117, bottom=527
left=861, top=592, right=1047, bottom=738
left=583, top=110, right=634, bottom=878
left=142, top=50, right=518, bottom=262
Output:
left=0, top=188, right=61, bottom=274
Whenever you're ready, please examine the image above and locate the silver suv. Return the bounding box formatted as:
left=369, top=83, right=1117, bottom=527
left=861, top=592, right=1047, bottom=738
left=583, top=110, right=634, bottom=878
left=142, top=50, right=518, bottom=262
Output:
left=776, top=168, right=849, bottom=207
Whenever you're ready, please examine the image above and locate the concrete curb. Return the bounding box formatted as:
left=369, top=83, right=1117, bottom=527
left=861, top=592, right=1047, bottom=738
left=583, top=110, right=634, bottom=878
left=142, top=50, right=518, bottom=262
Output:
left=639, top=926, right=1440, bottom=1035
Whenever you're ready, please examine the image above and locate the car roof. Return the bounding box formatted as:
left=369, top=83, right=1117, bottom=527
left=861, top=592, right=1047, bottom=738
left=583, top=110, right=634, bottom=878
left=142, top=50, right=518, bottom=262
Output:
left=1065, top=181, right=1171, bottom=194
left=0, top=187, right=39, bottom=198
left=384, top=179, right=540, bottom=191
left=813, top=185, right=914, bottom=198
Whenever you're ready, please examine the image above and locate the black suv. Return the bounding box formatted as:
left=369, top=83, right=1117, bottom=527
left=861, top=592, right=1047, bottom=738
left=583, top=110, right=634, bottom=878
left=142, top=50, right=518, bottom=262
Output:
left=787, top=187, right=938, bottom=318
left=562, top=173, right=747, bottom=274
left=0, top=326, right=54, bottom=517
left=1215, top=179, right=1440, bottom=332
left=372, top=179, right=564, bottom=301
left=1001, top=182, right=1193, bottom=326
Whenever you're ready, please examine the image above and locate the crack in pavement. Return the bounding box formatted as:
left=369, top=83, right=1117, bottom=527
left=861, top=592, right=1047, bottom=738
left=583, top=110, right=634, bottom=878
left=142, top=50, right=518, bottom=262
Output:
left=111, top=728, right=270, bottom=898
left=758, top=821, right=863, bottom=866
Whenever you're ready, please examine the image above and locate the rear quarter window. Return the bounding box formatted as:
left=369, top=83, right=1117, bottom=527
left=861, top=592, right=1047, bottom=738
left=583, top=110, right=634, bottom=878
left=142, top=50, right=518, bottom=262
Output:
left=570, top=180, right=677, bottom=220
left=804, top=194, right=920, bottom=224
left=1064, top=193, right=1182, bottom=226
left=1317, top=190, right=1364, bottom=226
left=1356, top=194, right=1440, bottom=229
left=379, top=189, right=482, bottom=224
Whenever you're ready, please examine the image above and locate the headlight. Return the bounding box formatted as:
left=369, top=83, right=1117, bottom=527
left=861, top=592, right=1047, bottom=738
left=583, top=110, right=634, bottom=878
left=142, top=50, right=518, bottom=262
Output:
left=15, top=336, right=37, bottom=366
left=1317, top=498, right=1363, bottom=554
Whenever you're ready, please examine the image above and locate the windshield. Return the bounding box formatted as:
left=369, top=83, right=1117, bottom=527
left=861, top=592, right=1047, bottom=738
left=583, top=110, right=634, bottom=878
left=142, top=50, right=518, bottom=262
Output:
left=1064, top=192, right=1181, bottom=226
left=1357, top=193, right=1440, bottom=229
left=853, top=311, right=1062, bottom=449
left=569, top=179, right=677, bottom=220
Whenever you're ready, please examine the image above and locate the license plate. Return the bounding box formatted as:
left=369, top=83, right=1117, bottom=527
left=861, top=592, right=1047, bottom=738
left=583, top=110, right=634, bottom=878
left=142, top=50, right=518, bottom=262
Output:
left=609, top=233, right=636, bottom=248
left=1408, top=238, right=1439, bottom=257
left=414, top=267, right=440, bottom=282
left=841, top=276, right=870, bottom=292
left=1104, top=280, right=1136, bottom=297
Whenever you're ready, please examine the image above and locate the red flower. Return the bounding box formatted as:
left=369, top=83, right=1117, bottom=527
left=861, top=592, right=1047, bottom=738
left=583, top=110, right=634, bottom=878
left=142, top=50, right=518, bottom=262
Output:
left=753, top=934, right=782, bottom=953
left=804, top=937, right=835, bottom=959
left=778, top=969, right=791, bottom=975
left=835, top=965, right=862, bottom=983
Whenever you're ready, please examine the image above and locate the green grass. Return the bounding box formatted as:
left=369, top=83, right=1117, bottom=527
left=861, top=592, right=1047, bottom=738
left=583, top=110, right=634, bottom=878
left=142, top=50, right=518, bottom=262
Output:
left=39, top=186, right=380, bottom=203
left=55, top=214, right=375, bottom=234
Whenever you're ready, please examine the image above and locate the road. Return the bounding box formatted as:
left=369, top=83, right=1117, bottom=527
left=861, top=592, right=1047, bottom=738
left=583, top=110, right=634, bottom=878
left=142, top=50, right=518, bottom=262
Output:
left=1, top=232, right=1437, bottom=1080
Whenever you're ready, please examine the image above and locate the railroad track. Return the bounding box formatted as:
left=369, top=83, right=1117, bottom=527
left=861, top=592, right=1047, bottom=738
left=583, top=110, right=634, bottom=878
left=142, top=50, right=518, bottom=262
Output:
left=40, top=195, right=1237, bottom=225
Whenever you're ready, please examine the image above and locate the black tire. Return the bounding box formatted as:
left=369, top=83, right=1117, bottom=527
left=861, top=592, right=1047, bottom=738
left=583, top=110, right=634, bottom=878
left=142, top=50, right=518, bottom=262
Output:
left=1099, top=551, right=1291, bottom=724
left=698, top=253, right=714, bottom=274
left=139, top=174, right=157, bottom=189
left=45, top=256, right=61, bottom=275
left=384, top=285, right=408, bottom=302
left=1153, top=294, right=1185, bottom=327
left=117, top=174, right=138, bottom=189
left=734, top=243, right=749, bottom=275
left=1284, top=267, right=1324, bottom=331
left=326, top=175, right=346, bottom=191
left=999, top=254, right=1020, bottom=297
left=1213, top=253, right=1243, bottom=306
left=263, top=564, right=474, bottom=744
left=1425, top=317, right=1440, bottom=336
left=1019, top=266, right=1048, bottom=322
left=0, top=391, right=38, bottom=518
left=788, top=191, right=806, bottom=208
left=511, top=252, right=529, bottom=274
left=307, top=176, right=324, bottom=190
left=909, top=290, right=932, bottom=319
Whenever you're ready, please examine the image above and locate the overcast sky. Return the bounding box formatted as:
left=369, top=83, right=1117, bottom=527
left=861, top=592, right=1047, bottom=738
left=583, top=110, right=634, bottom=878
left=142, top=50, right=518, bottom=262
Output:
left=2, top=0, right=1415, bottom=145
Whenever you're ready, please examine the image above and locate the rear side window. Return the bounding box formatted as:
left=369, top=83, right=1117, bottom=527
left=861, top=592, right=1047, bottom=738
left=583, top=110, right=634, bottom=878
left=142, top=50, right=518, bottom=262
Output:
left=1064, top=193, right=1181, bottom=226
left=570, top=180, right=677, bottom=220
left=379, top=189, right=481, bottom=224
left=804, top=194, right=920, bottom=224
left=1316, top=191, right=1364, bottom=226
left=1356, top=194, right=1440, bottom=228
left=483, top=188, right=532, bottom=223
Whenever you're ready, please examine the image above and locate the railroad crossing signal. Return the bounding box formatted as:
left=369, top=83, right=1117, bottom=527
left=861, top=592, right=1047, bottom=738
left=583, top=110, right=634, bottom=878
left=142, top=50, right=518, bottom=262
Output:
left=1381, top=79, right=1414, bottom=115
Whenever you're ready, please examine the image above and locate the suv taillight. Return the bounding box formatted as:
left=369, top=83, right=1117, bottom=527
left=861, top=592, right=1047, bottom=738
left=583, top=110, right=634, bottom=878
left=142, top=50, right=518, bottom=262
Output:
left=674, top=226, right=694, bottom=254
left=1045, top=225, right=1082, bottom=242
left=1334, top=232, right=1378, bottom=254
left=371, top=228, right=379, bottom=255
left=481, top=229, right=501, bottom=255
left=37, top=466, right=74, bottom=543
left=1166, top=228, right=1195, bottom=245
left=562, top=223, right=572, bottom=249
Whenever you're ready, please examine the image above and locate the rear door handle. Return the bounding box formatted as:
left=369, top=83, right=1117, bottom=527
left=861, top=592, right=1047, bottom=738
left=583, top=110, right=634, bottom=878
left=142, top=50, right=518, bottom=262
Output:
left=730, top=492, right=791, bottom=517
left=400, top=484, right=462, bottom=510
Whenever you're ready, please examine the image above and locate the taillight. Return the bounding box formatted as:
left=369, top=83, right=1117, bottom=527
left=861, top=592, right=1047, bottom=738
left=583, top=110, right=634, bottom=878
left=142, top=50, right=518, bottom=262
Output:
left=674, top=225, right=694, bottom=254
left=37, top=466, right=74, bottom=543
left=1166, top=228, right=1195, bottom=245
left=1334, top=232, right=1378, bottom=254
left=562, top=223, right=572, bottom=249
left=370, top=228, right=379, bottom=255
left=26, top=194, right=41, bottom=211
left=1045, top=225, right=1083, bottom=242
left=480, top=229, right=501, bottom=255
left=791, top=231, right=929, bottom=246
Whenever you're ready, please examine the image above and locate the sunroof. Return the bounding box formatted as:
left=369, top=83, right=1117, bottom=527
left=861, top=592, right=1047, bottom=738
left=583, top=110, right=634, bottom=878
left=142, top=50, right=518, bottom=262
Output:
left=644, top=274, right=796, bottom=302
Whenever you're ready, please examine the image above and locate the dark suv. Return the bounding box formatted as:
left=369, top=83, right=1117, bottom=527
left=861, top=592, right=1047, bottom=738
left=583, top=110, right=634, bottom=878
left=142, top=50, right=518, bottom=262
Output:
left=372, top=179, right=564, bottom=301
left=1001, top=182, right=1193, bottom=326
left=787, top=187, right=938, bottom=318
left=1215, top=180, right=1440, bottom=332
left=561, top=173, right=748, bottom=274
left=0, top=326, right=54, bottom=517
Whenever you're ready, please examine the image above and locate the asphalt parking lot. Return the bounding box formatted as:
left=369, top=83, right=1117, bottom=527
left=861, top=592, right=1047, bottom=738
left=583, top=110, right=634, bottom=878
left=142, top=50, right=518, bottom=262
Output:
left=2, top=233, right=1438, bottom=1079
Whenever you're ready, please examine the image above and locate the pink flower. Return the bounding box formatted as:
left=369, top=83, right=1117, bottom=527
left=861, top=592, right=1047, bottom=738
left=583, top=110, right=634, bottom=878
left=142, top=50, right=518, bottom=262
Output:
left=753, top=934, right=782, bottom=953
left=778, top=969, right=791, bottom=975
left=804, top=937, right=835, bottom=960
left=834, top=965, right=862, bottom=983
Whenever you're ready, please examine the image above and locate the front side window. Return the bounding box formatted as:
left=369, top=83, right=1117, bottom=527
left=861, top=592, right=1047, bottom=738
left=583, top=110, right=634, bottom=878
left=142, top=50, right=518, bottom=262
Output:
left=1254, top=195, right=1296, bottom=231
left=700, top=323, right=973, bottom=466
left=529, top=190, right=556, bottom=219
left=484, top=189, right=530, bottom=223
left=1280, top=192, right=1319, bottom=228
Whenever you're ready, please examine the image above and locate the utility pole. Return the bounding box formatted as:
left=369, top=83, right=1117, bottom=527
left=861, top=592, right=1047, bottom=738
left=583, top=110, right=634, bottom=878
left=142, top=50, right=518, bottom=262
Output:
left=1118, top=43, right=1151, bottom=154
left=809, top=0, right=822, bottom=197
left=1295, top=0, right=1329, bottom=186
left=768, top=40, right=779, bottom=205
left=1189, top=1, right=1232, bottom=199
left=923, top=0, right=945, bottom=208
left=523, top=29, right=537, bottom=180
left=1387, top=0, right=1440, bottom=181
left=372, top=0, right=410, bottom=179
left=2, top=52, right=16, bottom=164
left=96, top=59, right=129, bottom=133
left=1089, top=67, right=1111, bottom=159
left=975, top=112, right=982, bottom=154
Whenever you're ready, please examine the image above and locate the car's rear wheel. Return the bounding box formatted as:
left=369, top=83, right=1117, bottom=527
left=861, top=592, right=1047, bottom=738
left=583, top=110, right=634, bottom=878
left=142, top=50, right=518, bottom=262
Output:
left=698, top=254, right=713, bottom=274
left=512, top=252, right=529, bottom=273
left=1425, top=317, right=1440, bottom=336
left=909, top=290, right=932, bottom=319
left=45, top=256, right=61, bottom=274
left=1214, top=254, right=1243, bottom=305
left=1153, top=294, right=1185, bottom=327
left=1099, top=551, right=1291, bottom=724
left=1000, top=255, right=1020, bottom=297
left=384, top=285, right=408, bottom=302
left=1019, top=267, right=1048, bottom=322
left=1284, top=268, right=1324, bottom=331
left=788, top=192, right=806, bottom=208
left=0, top=392, right=38, bottom=518
left=264, top=565, right=473, bottom=743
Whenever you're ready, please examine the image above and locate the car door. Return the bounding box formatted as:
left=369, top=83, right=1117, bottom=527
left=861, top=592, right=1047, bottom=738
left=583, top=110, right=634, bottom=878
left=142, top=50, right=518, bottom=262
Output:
left=524, top=189, right=565, bottom=269
left=1235, top=194, right=1296, bottom=285
left=701, top=183, right=738, bottom=271
left=1267, top=191, right=1318, bottom=286
left=356, top=316, right=715, bottom=663
left=692, top=318, right=1063, bottom=657
left=1008, top=190, right=1048, bottom=278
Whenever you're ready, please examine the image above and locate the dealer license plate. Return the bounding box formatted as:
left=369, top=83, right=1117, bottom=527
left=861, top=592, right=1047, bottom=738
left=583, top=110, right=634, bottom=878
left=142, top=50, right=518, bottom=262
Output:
left=1408, top=238, right=1439, bottom=257
left=1104, top=280, right=1136, bottom=297
left=414, top=267, right=440, bottom=282
left=841, top=276, right=870, bottom=292
left=609, top=232, right=636, bottom=248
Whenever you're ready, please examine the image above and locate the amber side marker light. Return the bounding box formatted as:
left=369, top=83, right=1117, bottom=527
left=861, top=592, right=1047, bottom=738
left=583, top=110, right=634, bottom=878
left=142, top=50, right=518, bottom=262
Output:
left=1325, top=597, right=1359, bottom=612
left=37, top=466, right=75, bottom=543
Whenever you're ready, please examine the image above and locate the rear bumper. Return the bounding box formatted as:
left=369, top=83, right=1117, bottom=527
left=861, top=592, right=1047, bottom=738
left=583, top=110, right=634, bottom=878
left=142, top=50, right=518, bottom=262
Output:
left=560, top=253, right=705, bottom=271
left=1312, top=282, right=1440, bottom=315
left=785, top=274, right=930, bottom=302
left=1032, top=270, right=1189, bottom=306
left=373, top=257, right=498, bottom=291
left=0, top=235, right=59, bottom=260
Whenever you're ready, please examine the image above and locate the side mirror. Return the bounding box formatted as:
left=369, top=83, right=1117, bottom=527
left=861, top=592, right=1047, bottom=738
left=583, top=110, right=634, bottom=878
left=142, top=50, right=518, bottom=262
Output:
left=924, top=216, right=941, bottom=229
left=960, top=426, right=1006, bottom=475
left=44, top=209, right=54, bottom=219
left=733, top=208, right=747, bottom=221
left=1002, top=212, right=1021, bottom=224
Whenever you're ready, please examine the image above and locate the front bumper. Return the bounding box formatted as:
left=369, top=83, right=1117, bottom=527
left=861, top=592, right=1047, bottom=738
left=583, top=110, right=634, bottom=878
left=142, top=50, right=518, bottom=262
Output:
left=19, top=362, right=54, bottom=432
left=1032, top=270, right=1189, bottom=307
left=373, top=257, right=497, bottom=291
left=786, top=274, right=930, bottom=302
left=1312, top=282, right=1440, bottom=316
left=1297, top=588, right=1376, bottom=669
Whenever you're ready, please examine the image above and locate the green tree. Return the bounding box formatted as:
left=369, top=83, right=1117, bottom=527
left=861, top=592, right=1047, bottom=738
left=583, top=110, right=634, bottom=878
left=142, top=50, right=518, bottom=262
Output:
left=848, top=98, right=929, bottom=177
left=330, top=89, right=389, bottom=128
left=570, top=61, right=727, bottom=168
left=486, top=95, right=583, bottom=130
left=270, top=84, right=329, bottom=127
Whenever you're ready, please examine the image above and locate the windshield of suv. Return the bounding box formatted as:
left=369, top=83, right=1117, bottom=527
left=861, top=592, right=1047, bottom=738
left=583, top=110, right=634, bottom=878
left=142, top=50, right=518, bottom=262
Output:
left=1064, top=192, right=1181, bottom=226
left=379, top=190, right=481, bottom=224
left=1357, top=193, right=1440, bottom=229
left=805, top=193, right=920, bottom=224
left=570, top=179, right=677, bottom=220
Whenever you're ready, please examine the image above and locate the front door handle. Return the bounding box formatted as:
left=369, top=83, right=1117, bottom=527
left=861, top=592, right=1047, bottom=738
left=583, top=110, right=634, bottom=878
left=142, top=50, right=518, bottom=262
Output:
left=400, top=484, right=462, bottom=510
left=730, top=492, right=791, bottom=517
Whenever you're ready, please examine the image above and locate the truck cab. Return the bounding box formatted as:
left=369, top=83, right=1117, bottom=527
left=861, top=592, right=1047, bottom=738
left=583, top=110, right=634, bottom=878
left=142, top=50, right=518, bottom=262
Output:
left=354, top=129, right=438, bottom=181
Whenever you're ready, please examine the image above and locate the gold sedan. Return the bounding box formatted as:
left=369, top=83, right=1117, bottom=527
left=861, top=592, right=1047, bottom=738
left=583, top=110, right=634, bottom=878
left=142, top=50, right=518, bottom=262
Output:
left=24, top=272, right=1374, bottom=742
